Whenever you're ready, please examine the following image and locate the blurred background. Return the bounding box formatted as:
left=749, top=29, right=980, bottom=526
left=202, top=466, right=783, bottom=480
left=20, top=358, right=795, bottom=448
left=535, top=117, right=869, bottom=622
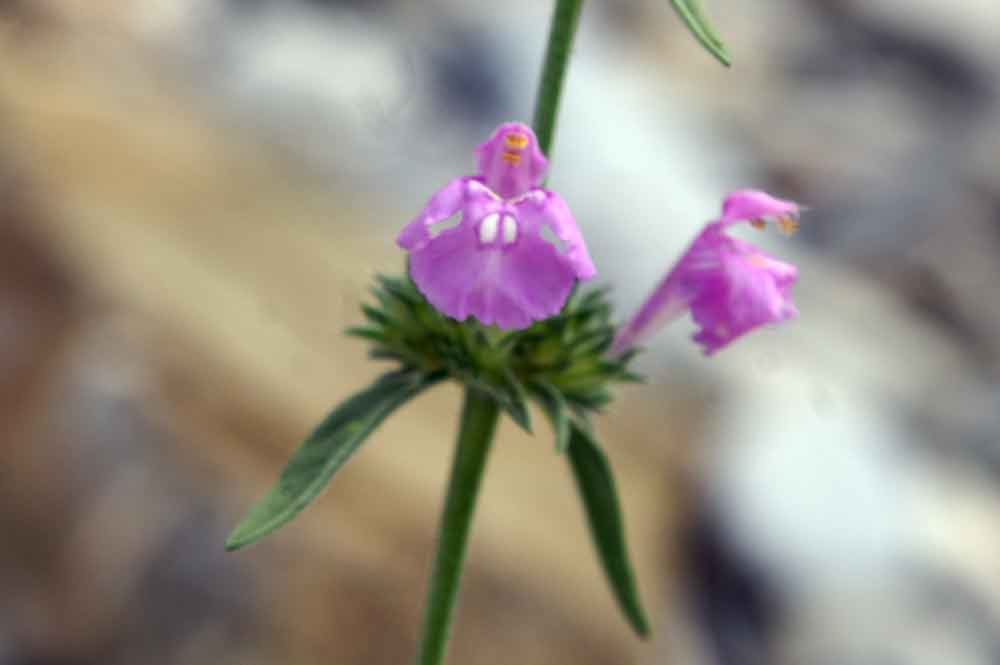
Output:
left=1, top=1, right=1000, bottom=664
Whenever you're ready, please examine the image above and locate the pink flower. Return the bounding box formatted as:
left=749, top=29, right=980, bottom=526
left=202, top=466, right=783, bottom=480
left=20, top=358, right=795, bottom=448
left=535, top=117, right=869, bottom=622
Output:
left=397, top=123, right=595, bottom=330
left=612, top=190, right=800, bottom=356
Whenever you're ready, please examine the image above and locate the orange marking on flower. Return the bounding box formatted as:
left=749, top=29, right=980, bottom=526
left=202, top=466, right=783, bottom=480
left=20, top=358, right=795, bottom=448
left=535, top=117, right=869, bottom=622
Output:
left=502, top=150, right=522, bottom=165
left=776, top=215, right=800, bottom=235
left=750, top=218, right=767, bottom=230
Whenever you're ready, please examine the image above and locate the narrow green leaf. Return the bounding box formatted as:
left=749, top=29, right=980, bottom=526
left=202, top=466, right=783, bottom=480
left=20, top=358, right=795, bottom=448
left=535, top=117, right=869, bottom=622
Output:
left=497, top=330, right=526, bottom=350
left=225, top=370, right=443, bottom=551
left=376, top=274, right=419, bottom=305
left=501, top=368, right=532, bottom=433
left=361, top=304, right=393, bottom=327
left=529, top=382, right=571, bottom=453
left=576, top=286, right=611, bottom=309
left=567, top=423, right=650, bottom=637
left=670, top=0, right=731, bottom=66
left=619, top=371, right=646, bottom=384
left=368, top=348, right=409, bottom=363
left=567, top=328, right=609, bottom=353
left=615, top=347, right=641, bottom=367
left=681, top=0, right=724, bottom=46
left=565, top=388, right=613, bottom=411
left=345, top=326, right=386, bottom=343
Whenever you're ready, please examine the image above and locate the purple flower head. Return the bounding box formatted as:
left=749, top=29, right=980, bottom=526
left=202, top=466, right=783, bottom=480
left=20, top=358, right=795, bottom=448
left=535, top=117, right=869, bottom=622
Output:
left=397, top=122, right=595, bottom=330
left=612, top=189, right=800, bottom=356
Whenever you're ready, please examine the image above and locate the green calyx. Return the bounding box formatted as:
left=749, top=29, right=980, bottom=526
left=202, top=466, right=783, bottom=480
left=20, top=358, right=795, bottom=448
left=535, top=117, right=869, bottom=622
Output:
left=348, top=274, right=643, bottom=434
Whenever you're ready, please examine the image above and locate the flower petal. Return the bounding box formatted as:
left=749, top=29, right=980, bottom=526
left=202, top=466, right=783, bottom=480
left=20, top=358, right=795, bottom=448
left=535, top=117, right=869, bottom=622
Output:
left=475, top=122, right=548, bottom=199
left=720, top=189, right=800, bottom=226
left=396, top=177, right=471, bottom=251
left=399, top=123, right=594, bottom=329
left=689, top=236, right=798, bottom=354
left=613, top=219, right=798, bottom=356
left=494, top=233, right=577, bottom=325
left=517, top=190, right=597, bottom=280
left=610, top=224, right=719, bottom=354
left=409, top=224, right=575, bottom=330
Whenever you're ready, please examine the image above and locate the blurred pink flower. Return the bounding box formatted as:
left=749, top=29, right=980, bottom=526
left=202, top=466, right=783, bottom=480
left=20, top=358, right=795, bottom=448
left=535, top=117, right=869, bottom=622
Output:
left=612, top=189, right=800, bottom=356
left=397, top=123, right=595, bottom=330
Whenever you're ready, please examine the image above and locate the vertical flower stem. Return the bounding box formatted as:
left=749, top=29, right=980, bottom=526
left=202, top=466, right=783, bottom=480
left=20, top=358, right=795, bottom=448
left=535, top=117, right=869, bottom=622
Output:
left=416, top=388, right=500, bottom=665
left=416, top=4, right=584, bottom=663
left=532, top=0, right=584, bottom=160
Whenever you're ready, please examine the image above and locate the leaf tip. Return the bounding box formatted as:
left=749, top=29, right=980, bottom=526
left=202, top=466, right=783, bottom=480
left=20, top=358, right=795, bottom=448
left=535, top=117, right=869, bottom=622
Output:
left=224, top=524, right=256, bottom=552
left=632, top=611, right=652, bottom=638
left=503, top=400, right=532, bottom=433
left=512, top=411, right=533, bottom=433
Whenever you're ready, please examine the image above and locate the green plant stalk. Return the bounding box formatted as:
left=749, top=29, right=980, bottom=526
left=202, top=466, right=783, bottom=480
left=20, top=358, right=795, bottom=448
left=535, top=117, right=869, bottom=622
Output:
left=416, top=388, right=500, bottom=665
left=532, top=0, right=584, bottom=159
left=416, top=4, right=584, bottom=662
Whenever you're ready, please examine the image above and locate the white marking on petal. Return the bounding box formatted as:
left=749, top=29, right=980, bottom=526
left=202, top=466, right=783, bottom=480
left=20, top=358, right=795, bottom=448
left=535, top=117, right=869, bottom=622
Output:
left=479, top=213, right=500, bottom=244
left=502, top=215, right=517, bottom=244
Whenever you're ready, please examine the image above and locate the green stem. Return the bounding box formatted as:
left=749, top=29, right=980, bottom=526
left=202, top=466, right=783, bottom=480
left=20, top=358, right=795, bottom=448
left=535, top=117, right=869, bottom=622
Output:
left=532, top=0, right=585, bottom=160
left=416, top=388, right=500, bottom=665
left=415, top=5, right=585, bottom=662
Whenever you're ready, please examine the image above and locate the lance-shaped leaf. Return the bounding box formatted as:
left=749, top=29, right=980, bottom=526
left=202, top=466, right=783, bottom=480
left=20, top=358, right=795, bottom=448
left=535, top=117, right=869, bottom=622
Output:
left=567, top=422, right=650, bottom=637
left=529, top=381, right=571, bottom=453
left=501, top=368, right=532, bottom=433
left=226, top=370, right=443, bottom=551
left=670, top=0, right=731, bottom=66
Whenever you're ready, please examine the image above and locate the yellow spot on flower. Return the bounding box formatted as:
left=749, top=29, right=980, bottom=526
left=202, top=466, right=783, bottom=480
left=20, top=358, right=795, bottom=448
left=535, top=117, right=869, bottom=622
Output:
left=750, top=218, right=766, bottom=230
left=504, top=133, right=529, bottom=149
